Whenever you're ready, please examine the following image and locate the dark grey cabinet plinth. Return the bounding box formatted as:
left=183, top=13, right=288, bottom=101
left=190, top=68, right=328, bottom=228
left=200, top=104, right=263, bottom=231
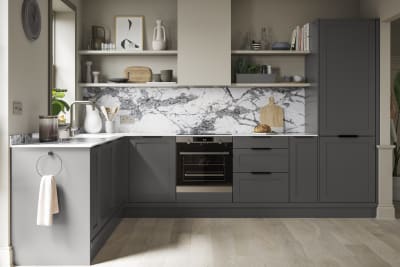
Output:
left=319, top=137, right=376, bottom=203
left=128, top=137, right=176, bottom=203
left=319, top=20, right=377, bottom=136
left=289, top=137, right=318, bottom=203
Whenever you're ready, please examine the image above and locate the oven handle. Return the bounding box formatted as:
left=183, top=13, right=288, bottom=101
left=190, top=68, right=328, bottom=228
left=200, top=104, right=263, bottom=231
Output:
left=179, top=152, right=230, bottom=155
left=184, top=173, right=225, bottom=177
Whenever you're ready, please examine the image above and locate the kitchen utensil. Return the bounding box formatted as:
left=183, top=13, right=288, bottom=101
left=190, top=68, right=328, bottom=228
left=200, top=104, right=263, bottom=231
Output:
left=161, top=69, right=173, bottom=82
left=84, top=105, right=102, bottom=133
left=152, top=74, right=161, bottom=82
left=100, top=106, right=109, bottom=120
left=259, top=97, right=284, bottom=128
left=125, top=66, right=152, bottom=83
left=39, top=115, right=58, bottom=142
left=92, top=25, right=106, bottom=50
left=152, top=19, right=167, bottom=50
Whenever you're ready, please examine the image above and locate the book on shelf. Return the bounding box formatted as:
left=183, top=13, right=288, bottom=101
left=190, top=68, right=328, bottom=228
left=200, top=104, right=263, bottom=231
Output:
left=290, top=23, right=310, bottom=52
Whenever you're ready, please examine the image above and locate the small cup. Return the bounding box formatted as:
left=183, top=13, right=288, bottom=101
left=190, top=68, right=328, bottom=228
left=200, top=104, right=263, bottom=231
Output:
left=152, top=74, right=161, bottom=82
left=160, top=69, right=173, bottom=82
left=39, top=116, right=59, bottom=142
left=105, top=121, right=115, bottom=133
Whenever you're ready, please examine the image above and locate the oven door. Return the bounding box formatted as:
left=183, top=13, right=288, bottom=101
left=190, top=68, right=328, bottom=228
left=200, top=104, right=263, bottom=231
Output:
left=177, top=144, right=232, bottom=186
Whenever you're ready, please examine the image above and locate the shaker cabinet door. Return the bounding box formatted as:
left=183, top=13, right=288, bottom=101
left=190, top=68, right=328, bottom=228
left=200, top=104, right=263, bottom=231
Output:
left=319, top=137, right=376, bottom=203
left=129, top=137, right=176, bottom=202
left=319, top=20, right=376, bottom=136
left=177, top=0, right=231, bottom=86
left=289, top=137, right=318, bottom=203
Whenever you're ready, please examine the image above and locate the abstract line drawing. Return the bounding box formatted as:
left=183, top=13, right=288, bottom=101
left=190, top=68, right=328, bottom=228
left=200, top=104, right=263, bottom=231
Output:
left=115, top=16, right=143, bottom=50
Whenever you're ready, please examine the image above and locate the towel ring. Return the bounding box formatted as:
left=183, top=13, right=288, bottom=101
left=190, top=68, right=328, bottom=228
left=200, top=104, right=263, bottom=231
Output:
left=35, top=151, right=63, bottom=177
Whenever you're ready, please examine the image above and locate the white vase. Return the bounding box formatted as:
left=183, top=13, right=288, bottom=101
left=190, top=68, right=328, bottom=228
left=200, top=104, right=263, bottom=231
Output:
left=84, top=105, right=102, bottom=133
left=152, top=19, right=167, bottom=51
left=85, top=61, right=93, bottom=83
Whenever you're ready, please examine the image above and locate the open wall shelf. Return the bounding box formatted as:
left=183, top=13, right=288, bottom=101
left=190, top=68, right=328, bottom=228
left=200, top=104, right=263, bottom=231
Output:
left=79, top=50, right=178, bottom=56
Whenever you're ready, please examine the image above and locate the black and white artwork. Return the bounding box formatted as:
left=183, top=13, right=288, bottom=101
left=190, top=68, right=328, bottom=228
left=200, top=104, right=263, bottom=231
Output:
left=115, top=16, right=143, bottom=50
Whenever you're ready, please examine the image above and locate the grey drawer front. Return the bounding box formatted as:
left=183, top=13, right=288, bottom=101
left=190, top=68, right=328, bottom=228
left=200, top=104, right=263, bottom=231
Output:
left=233, top=137, right=289, bottom=149
left=233, top=173, right=289, bottom=203
left=233, top=149, right=288, bottom=172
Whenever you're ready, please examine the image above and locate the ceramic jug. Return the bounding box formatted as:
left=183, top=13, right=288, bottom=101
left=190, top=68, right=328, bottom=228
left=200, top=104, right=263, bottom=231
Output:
left=152, top=20, right=167, bottom=50
left=84, top=105, right=102, bottom=133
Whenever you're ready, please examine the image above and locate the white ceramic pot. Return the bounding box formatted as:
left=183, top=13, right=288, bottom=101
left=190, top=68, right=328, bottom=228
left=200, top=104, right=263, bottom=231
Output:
left=105, top=121, right=115, bottom=133
left=84, top=105, right=102, bottom=133
left=152, top=19, right=167, bottom=51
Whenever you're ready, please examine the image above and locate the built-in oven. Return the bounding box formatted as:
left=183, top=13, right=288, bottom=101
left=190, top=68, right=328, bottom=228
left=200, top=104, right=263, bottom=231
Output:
left=176, top=136, right=233, bottom=193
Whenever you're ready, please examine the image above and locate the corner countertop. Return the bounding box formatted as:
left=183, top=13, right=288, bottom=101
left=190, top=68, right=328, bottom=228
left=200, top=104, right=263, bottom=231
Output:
left=10, top=132, right=319, bottom=148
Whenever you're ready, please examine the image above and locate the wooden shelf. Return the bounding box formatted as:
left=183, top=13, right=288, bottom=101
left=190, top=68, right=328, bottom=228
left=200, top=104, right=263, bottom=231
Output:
left=231, top=50, right=310, bottom=56
left=78, top=50, right=178, bottom=56
left=231, top=83, right=311, bottom=88
left=79, top=82, right=178, bottom=88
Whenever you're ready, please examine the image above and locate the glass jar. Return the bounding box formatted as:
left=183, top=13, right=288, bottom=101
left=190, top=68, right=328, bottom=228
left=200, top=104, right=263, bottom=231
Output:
left=39, top=115, right=59, bottom=142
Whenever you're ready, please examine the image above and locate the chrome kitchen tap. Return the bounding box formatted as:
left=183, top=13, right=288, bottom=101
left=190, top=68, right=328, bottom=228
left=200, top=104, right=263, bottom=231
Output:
left=67, top=100, right=96, bottom=137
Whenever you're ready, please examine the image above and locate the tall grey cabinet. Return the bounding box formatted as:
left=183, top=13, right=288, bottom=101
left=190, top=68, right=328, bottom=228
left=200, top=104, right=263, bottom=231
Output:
left=315, top=19, right=378, bottom=204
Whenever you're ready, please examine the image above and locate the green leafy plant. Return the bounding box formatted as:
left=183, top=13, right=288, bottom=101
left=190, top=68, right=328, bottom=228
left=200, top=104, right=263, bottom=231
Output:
left=236, top=57, right=261, bottom=73
left=51, top=89, right=70, bottom=116
left=393, top=72, right=400, bottom=176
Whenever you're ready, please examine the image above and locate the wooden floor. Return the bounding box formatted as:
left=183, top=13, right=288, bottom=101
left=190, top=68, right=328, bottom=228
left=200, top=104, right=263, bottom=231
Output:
left=90, top=218, right=400, bottom=267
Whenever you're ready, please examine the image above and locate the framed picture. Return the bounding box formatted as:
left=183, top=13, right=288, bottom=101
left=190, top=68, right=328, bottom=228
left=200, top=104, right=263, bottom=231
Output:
left=115, top=16, right=143, bottom=51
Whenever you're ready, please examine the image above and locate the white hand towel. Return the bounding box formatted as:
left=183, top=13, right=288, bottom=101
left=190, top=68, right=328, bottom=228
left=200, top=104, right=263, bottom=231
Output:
left=37, top=175, right=59, bottom=226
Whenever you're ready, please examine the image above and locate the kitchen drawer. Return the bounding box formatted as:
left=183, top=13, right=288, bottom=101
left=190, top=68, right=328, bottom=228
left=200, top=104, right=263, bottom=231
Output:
left=233, top=149, right=288, bottom=172
left=233, top=136, right=289, bottom=149
left=233, top=173, right=289, bottom=203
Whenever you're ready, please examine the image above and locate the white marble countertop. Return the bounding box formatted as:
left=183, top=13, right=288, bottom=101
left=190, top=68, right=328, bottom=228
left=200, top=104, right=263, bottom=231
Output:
left=10, top=132, right=318, bottom=148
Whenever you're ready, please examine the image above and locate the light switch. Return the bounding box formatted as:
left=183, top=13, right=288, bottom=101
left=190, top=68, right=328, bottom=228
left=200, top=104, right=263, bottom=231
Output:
left=120, top=115, right=135, bottom=124
left=13, top=101, right=23, bottom=115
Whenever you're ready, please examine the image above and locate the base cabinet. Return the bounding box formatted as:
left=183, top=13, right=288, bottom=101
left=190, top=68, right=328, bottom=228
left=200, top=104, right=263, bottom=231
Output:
left=289, top=137, right=318, bottom=202
left=319, top=137, right=376, bottom=203
left=233, top=173, right=289, bottom=203
left=129, top=137, right=176, bottom=203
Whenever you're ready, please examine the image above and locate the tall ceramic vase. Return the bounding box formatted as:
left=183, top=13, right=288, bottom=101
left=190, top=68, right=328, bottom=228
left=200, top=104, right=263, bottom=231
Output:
left=152, top=20, right=167, bottom=50
left=84, top=105, right=102, bottom=133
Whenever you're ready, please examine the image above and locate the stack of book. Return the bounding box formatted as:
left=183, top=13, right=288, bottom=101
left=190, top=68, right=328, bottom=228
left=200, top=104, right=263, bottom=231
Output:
left=290, top=23, right=310, bottom=51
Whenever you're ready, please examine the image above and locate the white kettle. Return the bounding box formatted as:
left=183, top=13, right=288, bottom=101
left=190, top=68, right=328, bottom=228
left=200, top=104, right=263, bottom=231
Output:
left=84, top=105, right=102, bottom=133
left=152, top=19, right=167, bottom=50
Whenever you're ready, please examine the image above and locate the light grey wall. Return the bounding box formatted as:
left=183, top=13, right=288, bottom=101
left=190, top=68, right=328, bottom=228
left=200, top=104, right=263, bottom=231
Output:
left=231, top=0, right=361, bottom=49
left=9, top=0, right=49, bottom=134
left=81, top=0, right=177, bottom=50
left=0, top=0, right=9, bottom=265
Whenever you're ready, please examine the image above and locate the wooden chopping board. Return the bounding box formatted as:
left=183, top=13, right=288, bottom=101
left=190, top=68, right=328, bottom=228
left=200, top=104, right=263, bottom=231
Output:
left=259, top=97, right=284, bottom=128
left=125, top=66, right=152, bottom=83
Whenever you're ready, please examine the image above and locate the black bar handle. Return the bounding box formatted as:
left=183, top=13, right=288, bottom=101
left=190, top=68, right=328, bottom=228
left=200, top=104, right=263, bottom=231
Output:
left=251, top=148, right=272, bottom=150
left=251, top=172, right=272, bottom=175
left=337, top=135, right=359, bottom=138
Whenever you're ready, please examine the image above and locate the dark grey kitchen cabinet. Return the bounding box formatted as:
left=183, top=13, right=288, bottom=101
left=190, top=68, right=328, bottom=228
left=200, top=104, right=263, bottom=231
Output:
left=319, top=19, right=377, bottom=136
left=97, top=142, right=114, bottom=231
left=233, top=148, right=289, bottom=173
left=289, top=137, right=318, bottom=203
left=129, top=137, right=176, bottom=202
left=233, top=173, right=289, bottom=203
left=319, top=137, right=376, bottom=203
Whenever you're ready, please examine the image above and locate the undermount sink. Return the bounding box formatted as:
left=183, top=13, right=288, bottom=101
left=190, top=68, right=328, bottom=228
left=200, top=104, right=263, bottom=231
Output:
left=58, top=137, right=107, bottom=143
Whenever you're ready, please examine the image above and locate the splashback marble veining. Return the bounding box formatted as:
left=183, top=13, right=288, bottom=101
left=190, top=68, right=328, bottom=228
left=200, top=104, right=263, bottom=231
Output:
left=83, top=87, right=305, bottom=134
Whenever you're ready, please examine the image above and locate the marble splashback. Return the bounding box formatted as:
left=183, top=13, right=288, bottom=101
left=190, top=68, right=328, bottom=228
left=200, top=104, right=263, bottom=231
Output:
left=83, top=87, right=305, bottom=134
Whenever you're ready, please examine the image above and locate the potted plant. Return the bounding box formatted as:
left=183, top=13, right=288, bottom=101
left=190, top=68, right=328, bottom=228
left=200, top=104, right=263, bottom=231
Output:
left=51, top=88, right=70, bottom=125
left=392, top=72, right=400, bottom=201
left=235, top=57, right=276, bottom=83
